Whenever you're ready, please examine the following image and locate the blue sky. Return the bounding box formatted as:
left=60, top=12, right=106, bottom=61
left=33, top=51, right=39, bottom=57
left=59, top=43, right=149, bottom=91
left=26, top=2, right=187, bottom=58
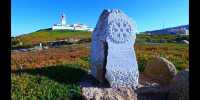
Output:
left=11, top=0, right=189, bottom=36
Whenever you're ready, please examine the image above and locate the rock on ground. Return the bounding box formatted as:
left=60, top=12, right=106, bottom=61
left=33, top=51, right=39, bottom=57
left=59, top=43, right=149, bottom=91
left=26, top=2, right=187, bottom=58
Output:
left=168, top=69, right=189, bottom=100
left=80, top=75, right=138, bottom=100
left=181, top=40, right=189, bottom=44
left=143, top=57, right=177, bottom=85
left=80, top=74, right=170, bottom=100
left=82, top=87, right=137, bottom=100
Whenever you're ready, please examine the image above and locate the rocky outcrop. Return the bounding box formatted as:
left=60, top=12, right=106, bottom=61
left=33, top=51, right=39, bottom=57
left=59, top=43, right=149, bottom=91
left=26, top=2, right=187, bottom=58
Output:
left=135, top=74, right=169, bottom=100
left=80, top=74, right=170, bottom=100
left=80, top=75, right=137, bottom=100
left=81, top=68, right=189, bottom=100
left=143, top=57, right=177, bottom=85
left=82, top=87, right=137, bottom=100
left=168, top=69, right=189, bottom=100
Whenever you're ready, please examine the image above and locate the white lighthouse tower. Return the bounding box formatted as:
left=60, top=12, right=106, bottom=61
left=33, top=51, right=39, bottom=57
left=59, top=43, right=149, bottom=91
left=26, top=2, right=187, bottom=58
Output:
left=52, top=13, right=69, bottom=30
left=61, top=13, right=66, bottom=25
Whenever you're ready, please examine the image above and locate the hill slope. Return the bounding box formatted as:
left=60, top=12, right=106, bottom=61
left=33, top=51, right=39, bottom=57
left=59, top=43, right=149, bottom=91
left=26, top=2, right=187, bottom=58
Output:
left=144, top=25, right=189, bottom=35
left=16, top=29, right=91, bottom=45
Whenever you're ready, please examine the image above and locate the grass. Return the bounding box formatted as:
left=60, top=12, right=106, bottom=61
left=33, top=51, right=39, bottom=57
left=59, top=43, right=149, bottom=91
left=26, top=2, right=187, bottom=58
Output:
left=11, top=42, right=188, bottom=72
left=15, top=29, right=91, bottom=46
left=12, top=64, right=87, bottom=100
left=135, top=43, right=188, bottom=72
left=136, top=34, right=188, bottom=43
left=12, top=31, right=188, bottom=49
left=11, top=37, right=188, bottom=99
left=11, top=44, right=90, bottom=99
left=11, top=44, right=90, bottom=70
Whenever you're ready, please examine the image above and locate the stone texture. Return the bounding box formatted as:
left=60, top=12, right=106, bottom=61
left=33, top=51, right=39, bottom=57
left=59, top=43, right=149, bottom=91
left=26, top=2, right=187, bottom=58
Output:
left=90, top=9, right=139, bottom=88
left=136, top=81, right=169, bottom=100
left=168, top=70, right=189, bottom=100
left=82, top=87, right=137, bottom=100
left=90, top=9, right=110, bottom=83
left=143, top=57, right=177, bottom=85
left=80, top=74, right=169, bottom=100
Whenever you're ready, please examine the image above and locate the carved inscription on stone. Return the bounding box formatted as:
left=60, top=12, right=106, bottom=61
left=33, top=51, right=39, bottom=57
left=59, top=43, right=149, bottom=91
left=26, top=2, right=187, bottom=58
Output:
left=91, top=9, right=139, bottom=89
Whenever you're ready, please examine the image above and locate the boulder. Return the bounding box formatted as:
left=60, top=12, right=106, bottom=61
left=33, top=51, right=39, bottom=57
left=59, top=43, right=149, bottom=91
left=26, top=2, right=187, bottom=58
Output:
left=82, top=87, right=137, bottom=100
left=168, top=70, right=189, bottom=100
left=181, top=40, right=189, bottom=44
left=143, top=57, right=177, bottom=85
left=90, top=9, right=139, bottom=88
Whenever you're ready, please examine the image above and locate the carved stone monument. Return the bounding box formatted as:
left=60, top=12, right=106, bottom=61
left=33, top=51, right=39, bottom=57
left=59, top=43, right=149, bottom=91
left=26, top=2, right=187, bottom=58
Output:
left=91, top=9, right=139, bottom=89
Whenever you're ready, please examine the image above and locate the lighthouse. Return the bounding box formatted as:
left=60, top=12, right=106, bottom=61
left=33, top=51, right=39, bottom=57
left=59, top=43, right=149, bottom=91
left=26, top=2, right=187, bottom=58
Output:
left=52, top=13, right=69, bottom=30
left=61, top=13, right=66, bottom=25
left=52, top=13, right=93, bottom=31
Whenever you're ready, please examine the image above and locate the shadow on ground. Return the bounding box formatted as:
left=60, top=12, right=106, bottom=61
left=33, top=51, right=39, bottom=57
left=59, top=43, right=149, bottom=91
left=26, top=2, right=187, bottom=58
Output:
left=13, top=64, right=88, bottom=85
left=80, top=74, right=111, bottom=88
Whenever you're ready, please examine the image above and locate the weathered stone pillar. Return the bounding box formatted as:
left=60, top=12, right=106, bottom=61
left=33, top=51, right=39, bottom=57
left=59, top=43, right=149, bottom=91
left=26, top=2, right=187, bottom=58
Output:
left=91, top=9, right=139, bottom=89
